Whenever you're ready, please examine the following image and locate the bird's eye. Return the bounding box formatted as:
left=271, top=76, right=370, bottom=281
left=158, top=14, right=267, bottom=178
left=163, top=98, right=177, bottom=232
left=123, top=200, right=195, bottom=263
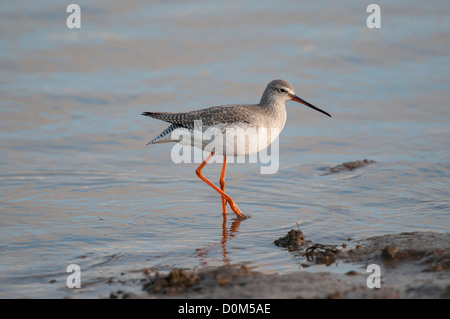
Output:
left=279, top=88, right=286, bottom=93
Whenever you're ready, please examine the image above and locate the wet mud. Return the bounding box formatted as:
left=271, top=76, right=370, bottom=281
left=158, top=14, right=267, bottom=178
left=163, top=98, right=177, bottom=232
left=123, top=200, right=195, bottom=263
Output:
left=322, top=159, right=376, bottom=175
left=273, top=229, right=306, bottom=250
left=108, top=231, right=449, bottom=299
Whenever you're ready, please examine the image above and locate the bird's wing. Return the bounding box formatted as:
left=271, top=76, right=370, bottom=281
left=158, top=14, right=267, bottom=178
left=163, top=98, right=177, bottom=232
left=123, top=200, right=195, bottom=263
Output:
left=142, top=105, right=255, bottom=130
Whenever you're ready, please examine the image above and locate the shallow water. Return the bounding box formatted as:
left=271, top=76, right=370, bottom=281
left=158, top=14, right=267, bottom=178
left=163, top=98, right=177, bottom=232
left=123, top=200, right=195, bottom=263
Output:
left=0, top=0, right=449, bottom=298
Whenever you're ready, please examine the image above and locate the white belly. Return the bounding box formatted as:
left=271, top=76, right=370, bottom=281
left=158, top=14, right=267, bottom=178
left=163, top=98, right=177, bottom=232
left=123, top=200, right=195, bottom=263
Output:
left=172, top=122, right=283, bottom=157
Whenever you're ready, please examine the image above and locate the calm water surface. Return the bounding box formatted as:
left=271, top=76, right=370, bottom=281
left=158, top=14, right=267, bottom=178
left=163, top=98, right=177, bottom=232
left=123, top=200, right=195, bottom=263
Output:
left=0, top=0, right=449, bottom=298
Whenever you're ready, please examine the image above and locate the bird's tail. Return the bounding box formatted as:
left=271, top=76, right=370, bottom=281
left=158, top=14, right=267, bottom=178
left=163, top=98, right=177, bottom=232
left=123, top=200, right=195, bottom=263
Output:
left=145, top=123, right=184, bottom=145
left=141, top=112, right=166, bottom=120
left=142, top=111, right=190, bottom=145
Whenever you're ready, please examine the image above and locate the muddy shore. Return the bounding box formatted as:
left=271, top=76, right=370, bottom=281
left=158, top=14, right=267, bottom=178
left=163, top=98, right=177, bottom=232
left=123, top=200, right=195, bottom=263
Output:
left=107, top=231, right=449, bottom=299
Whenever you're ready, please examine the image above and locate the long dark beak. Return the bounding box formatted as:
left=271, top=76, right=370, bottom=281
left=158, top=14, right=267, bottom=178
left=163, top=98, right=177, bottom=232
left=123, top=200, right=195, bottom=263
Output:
left=290, top=94, right=331, bottom=117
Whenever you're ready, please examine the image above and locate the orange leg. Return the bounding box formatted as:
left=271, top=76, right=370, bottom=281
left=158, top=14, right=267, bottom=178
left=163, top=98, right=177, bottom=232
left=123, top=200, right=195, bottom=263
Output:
left=219, top=155, right=227, bottom=215
left=196, top=152, right=248, bottom=219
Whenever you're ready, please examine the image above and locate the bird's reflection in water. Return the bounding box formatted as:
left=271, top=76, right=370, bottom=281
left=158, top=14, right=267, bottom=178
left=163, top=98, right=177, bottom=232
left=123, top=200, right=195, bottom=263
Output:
left=195, top=214, right=243, bottom=266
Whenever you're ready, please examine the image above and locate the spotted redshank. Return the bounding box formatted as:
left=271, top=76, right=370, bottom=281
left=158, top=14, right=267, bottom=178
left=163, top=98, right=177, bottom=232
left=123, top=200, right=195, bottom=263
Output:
left=142, top=79, right=331, bottom=219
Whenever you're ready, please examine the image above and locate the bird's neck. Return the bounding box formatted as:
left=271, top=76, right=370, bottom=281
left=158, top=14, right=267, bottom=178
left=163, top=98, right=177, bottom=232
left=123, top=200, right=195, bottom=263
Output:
left=259, top=100, right=287, bottom=129
left=259, top=99, right=286, bottom=113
